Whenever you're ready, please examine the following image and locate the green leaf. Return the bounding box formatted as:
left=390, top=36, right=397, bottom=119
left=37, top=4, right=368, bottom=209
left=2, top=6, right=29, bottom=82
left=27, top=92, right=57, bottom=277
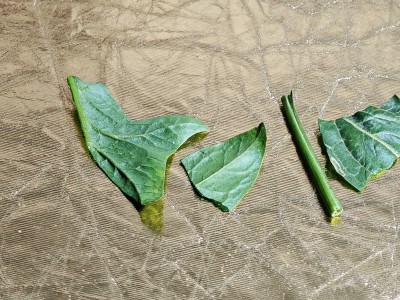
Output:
left=319, top=95, right=400, bottom=191
left=181, top=123, right=266, bottom=212
left=67, top=76, right=209, bottom=205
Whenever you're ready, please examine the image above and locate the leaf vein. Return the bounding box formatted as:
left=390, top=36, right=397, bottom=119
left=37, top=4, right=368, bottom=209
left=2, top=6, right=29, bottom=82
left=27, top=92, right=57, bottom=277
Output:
left=343, top=117, right=399, bottom=157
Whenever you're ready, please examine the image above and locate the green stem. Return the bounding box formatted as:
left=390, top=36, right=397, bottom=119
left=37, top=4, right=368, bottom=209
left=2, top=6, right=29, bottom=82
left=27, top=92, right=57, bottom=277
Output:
left=281, top=92, right=343, bottom=217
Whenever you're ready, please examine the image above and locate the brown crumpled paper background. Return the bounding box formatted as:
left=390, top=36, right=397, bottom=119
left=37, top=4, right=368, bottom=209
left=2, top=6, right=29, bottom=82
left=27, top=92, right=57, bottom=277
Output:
left=1, top=1, right=400, bottom=299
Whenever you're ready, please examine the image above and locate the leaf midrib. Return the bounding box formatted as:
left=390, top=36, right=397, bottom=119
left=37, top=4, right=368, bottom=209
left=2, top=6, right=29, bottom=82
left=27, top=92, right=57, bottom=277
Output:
left=86, top=99, right=202, bottom=142
left=196, top=129, right=262, bottom=187
left=343, top=117, right=399, bottom=157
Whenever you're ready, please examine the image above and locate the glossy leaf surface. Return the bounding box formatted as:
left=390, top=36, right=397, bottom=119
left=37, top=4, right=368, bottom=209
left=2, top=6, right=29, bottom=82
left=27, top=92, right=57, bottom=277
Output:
left=68, top=76, right=209, bottom=205
left=181, top=123, right=266, bottom=212
left=319, top=95, right=400, bottom=191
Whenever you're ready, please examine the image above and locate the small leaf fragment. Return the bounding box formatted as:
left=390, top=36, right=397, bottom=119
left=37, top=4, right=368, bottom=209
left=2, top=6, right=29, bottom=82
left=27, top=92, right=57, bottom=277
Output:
left=319, top=95, right=400, bottom=191
left=67, top=76, right=209, bottom=205
left=181, top=123, right=267, bottom=212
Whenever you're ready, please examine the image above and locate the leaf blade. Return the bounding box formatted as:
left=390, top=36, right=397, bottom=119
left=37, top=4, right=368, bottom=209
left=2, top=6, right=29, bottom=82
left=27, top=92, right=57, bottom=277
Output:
left=68, top=76, right=209, bottom=205
left=181, top=123, right=266, bottom=212
left=319, top=95, right=400, bottom=191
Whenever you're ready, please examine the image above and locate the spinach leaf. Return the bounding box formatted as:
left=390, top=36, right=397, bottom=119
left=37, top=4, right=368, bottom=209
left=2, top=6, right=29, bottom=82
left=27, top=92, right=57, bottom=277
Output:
left=181, top=123, right=266, bottom=212
left=67, top=76, right=209, bottom=205
left=319, top=95, right=400, bottom=191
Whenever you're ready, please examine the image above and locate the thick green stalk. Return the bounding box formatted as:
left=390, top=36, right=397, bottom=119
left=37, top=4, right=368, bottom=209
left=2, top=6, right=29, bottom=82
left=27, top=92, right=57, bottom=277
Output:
left=281, top=92, right=343, bottom=217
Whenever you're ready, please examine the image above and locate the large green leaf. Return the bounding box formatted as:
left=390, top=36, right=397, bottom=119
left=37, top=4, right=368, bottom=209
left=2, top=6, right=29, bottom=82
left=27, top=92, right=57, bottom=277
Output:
left=319, top=95, right=400, bottom=191
left=181, top=123, right=266, bottom=212
left=67, top=76, right=209, bottom=205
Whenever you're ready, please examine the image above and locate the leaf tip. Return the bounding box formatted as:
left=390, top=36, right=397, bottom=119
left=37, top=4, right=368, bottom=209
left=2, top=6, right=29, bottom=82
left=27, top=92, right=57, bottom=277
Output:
left=67, top=75, right=79, bottom=85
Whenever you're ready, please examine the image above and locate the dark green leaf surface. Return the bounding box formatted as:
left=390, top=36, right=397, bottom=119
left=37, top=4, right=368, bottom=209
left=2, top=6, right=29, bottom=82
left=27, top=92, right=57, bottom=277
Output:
left=319, top=95, right=400, bottom=191
left=181, top=123, right=266, bottom=212
left=68, top=76, right=209, bottom=205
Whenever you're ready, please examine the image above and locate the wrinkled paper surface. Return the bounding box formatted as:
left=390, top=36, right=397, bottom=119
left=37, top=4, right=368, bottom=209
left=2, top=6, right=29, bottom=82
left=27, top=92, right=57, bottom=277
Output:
left=1, top=1, right=400, bottom=299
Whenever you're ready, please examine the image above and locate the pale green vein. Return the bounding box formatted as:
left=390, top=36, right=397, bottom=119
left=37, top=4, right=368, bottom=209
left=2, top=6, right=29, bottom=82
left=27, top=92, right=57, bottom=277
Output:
left=196, top=136, right=261, bottom=187
left=343, top=117, right=399, bottom=156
